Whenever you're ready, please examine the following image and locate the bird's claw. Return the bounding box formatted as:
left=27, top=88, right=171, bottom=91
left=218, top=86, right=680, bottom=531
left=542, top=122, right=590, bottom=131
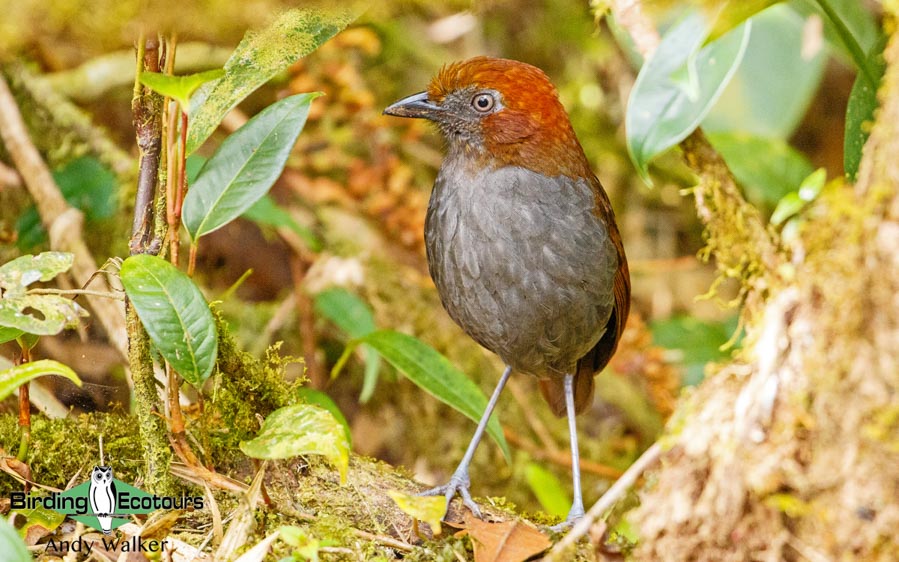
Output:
left=420, top=471, right=482, bottom=518
left=550, top=503, right=585, bottom=532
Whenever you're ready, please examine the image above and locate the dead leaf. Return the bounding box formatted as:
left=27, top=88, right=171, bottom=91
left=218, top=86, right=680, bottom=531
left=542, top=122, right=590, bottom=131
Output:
left=463, top=512, right=552, bottom=562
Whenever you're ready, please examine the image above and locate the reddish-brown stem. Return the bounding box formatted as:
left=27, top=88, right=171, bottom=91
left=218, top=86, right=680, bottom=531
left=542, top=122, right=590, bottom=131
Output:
left=16, top=345, right=32, bottom=461
left=175, top=110, right=188, bottom=219
left=187, top=242, right=198, bottom=277
left=167, top=363, right=185, bottom=435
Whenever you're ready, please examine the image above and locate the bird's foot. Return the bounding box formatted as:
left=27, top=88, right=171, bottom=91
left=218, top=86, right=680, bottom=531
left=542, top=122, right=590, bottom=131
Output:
left=419, top=468, right=481, bottom=518
left=550, top=502, right=585, bottom=532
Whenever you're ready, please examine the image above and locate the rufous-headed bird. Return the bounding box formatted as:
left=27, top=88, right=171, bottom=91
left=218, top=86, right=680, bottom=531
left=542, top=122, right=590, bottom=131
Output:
left=384, top=56, right=630, bottom=527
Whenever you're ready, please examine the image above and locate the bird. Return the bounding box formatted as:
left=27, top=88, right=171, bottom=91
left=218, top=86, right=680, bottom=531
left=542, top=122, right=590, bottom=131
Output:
left=384, top=56, right=630, bottom=528
left=88, top=465, right=117, bottom=534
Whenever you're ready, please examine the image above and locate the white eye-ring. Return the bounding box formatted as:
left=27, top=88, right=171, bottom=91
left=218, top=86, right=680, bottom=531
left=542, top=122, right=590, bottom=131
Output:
left=471, top=93, right=496, bottom=113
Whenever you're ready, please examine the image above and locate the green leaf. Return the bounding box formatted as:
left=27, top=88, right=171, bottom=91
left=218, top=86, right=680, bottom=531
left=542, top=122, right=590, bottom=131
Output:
left=186, top=7, right=357, bottom=154
left=0, top=294, right=87, bottom=336
left=295, top=387, right=352, bottom=446
left=703, top=4, right=827, bottom=138
left=523, top=462, right=569, bottom=518
left=0, top=326, right=24, bottom=344
left=0, top=252, right=74, bottom=296
left=182, top=93, right=319, bottom=241
left=138, top=69, right=225, bottom=108
left=12, top=502, right=66, bottom=540
left=770, top=168, right=826, bottom=225
left=844, top=37, right=887, bottom=181
left=243, top=195, right=322, bottom=252
left=387, top=490, right=446, bottom=534
left=119, top=254, right=218, bottom=386
left=626, top=13, right=751, bottom=181
left=240, top=404, right=350, bottom=484
left=314, top=288, right=381, bottom=401
left=0, top=252, right=85, bottom=336
left=650, top=314, right=739, bottom=386
left=0, top=518, right=29, bottom=562
left=706, top=132, right=815, bottom=210
left=0, top=359, right=81, bottom=401
left=17, top=157, right=117, bottom=250
left=706, top=0, right=782, bottom=43
left=278, top=526, right=321, bottom=560
left=334, top=330, right=511, bottom=461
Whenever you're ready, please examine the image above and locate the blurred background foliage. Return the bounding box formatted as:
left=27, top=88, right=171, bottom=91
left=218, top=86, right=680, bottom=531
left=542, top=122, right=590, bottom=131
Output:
left=0, top=0, right=879, bottom=520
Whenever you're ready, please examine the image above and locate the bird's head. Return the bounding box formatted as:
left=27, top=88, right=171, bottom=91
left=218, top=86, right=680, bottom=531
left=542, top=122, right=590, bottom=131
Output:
left=384, top=56, right=592, bottom=179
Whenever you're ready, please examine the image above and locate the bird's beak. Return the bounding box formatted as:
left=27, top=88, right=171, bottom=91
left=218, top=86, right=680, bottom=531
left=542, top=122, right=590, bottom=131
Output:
left=384, top=91, right=444, bottom=120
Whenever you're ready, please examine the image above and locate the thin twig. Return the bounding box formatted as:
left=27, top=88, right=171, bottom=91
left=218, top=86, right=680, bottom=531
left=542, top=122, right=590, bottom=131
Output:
left=28, top=288, right=124, bottom=300
left=545, top=442, right=662, bottom=559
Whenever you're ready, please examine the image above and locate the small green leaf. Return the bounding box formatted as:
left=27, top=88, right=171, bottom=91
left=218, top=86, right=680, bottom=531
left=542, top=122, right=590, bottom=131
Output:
left=0, top=252, right=74, bottom=296
left=296, top=387, right=352, bottom=446
left=844, top=37, right=887, bottom=181
left=186, top=7, right=357, bottom=154
left=706, top=132, right=815, bottom=210
left=183, top=93, right=319, bottom=241
left=770, top=168, right=826, bottom=225
left=0, top=518, right=30, bottom=562
left=138, top=69, right=225, bottom=109
left=626, top=13, right=751, bottom=181
left=240, top=404, right=350, bottom=484
left=119, top=254, right=218, bottom=386
left=334, top=330, right=511, bottom=462
left=278, top=526, right=321, bottom=560
left=706, top=0, right=782, bottom=43
left=243, top=195, right=322, bottom=251
left=523, top=462, right=569, bottom=518
left=0, top=326, right=24, bottom=344
left=12, top=502, right=66, bottom=539
left=314, top=288, right=381, bottom=402
left=387, top=490, right=446, bottom=534
left=0, top=359, right=81, bottom=401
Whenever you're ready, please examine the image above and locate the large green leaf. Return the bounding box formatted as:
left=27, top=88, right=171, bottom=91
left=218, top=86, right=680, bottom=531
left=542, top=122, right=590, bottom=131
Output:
left=0, top=359, right=81, bottom=401
left=314, top=288, right=381, bottom=402
left=240, top=403, right=350, bottom=484
left=334, top=330, right=511, bottom=461
left=706, top=132, right=815, bottom=211
left=182, top=93, right=319, bottom=241
left=844, top=37, right=887, bottom=181
left=626, top=13, right=751, bottom=181
left=119, top=254, right=218, bottom=386
left=295, top=387, right=352, bottom=445
left=0, top=518, right=29, bottom=562
left=185, top=7, right=356, bottom=154
left=703, top=4, right=827, bottom=138
left=795, top=0, right=879, bottom=82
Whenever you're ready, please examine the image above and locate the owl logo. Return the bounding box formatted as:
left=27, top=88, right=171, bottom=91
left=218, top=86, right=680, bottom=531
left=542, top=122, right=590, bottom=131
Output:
left=88, top=466, right=117, bottom=534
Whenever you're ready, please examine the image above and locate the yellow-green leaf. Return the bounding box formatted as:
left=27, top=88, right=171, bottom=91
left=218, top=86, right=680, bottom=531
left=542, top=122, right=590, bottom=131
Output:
left=0, top=360, right=81, bottom=401
left=387, top=490, right=446, bottom=535
left=240, top=404, right=350, bottom=484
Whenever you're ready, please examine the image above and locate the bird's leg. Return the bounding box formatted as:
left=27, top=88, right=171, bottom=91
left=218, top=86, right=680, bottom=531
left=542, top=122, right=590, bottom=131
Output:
left=420, top=365, right=513, bottom=518
left=552, top=372, right=585, bottom=531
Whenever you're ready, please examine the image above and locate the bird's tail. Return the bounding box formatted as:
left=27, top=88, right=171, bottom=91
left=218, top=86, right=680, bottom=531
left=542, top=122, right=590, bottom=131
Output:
left=538, top=368, right=594, bottom=417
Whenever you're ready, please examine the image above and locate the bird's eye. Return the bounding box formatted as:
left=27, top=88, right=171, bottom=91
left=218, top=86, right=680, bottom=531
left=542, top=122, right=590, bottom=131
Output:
left=471, top=93, right=495, bottom=113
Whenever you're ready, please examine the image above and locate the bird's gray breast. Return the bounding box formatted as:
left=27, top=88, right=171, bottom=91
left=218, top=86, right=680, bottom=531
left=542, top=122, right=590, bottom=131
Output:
left=425, top=163, right=617, bottom=376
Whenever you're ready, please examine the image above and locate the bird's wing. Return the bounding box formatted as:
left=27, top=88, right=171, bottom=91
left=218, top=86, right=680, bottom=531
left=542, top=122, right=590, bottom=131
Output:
left=540, top=175, right=631, bottom=417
